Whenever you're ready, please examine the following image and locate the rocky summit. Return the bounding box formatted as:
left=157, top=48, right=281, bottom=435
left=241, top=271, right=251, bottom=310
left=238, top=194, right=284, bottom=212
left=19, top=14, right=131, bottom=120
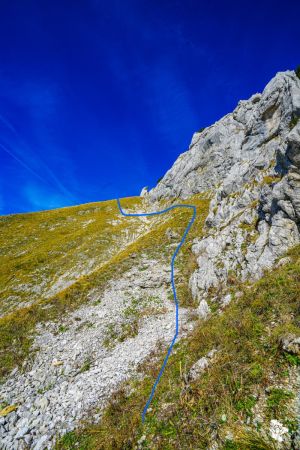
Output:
left=1, top=69, right=300, bottom=449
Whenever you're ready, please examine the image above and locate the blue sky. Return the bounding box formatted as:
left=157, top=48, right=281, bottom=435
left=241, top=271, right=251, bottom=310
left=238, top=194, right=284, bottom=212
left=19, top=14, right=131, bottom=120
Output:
left=0, top=0, right=299, bottom=214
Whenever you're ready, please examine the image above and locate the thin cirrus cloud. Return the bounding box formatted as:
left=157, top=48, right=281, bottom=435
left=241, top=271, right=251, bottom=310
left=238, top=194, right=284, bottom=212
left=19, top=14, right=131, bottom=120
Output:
left=0, top=139, right=76, bottom=205
left=22, top=182, right=69, bottom=211
left=0, top=141, right=47, bottom=186
left=0, top=79, right=78, bottom=212
left=0, top=120, right=76, bottom=207
left=0, top=114, right=17, bottom=133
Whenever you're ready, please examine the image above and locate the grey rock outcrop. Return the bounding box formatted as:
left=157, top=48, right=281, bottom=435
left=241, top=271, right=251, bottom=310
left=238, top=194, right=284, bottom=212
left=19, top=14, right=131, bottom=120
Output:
left=279, top=333, right=300, bottom=355
left=197, top=299, right=211, bottom=319
left=150, top=70, right=300, bottom=300
left=150, top=70, right=300, bottom=202
left=1, top=69, right=300, bottom=450
left=140, top=186, right=149, bottom=197
left=188, top=349, right=217, bottom=381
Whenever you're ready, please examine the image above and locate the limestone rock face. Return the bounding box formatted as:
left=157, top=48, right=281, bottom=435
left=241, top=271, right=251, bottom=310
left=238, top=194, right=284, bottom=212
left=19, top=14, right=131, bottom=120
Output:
left=150, top=70, right=300, bottom=299
left=150, top=71, right=300, bottom=202
left=140, top=186, right=149, bottom=197
left=1, top=69, right=300, bottom=450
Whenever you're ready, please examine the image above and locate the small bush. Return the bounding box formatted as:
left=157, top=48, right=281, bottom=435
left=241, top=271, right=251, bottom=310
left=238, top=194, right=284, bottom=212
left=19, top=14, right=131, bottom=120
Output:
left=79, top=359, right=91, bottom=373
left=289, top=114, right=299, bottom=129
left=262, top=175, right=281, bottom=185
left=284, top=353, right=300, bottom=366
left=234, top=430, right=277, bottom=450
left=295, top=65, right=300, bottom=79
left=249, top=362, right=263, bottom=381
left=235, top=395, right=257, bottom=417
left=266, top=388, right=294, bottom=417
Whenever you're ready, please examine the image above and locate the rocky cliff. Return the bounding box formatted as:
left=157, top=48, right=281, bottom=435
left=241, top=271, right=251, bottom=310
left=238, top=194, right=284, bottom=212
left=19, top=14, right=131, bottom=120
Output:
left=0, top=69, right=300, bottom=450
left=150, top=70, right=300, bottom=312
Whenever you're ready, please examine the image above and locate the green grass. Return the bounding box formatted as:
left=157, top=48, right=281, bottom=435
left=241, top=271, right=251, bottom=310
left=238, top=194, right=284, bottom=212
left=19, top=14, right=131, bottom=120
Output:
left=284, top=353, right=300, bottom=366
left=79, top=359, right=92, bottom=373
left=239, top=218, right=259, bottom=254
left=0, top=197, right=144, bottom=315
left=226, top=431, right=277, bottom=450
left=266, top=388, right=294, bottom=418
left=235, top=395, right=257, bottom=417
left=289, top=114, right=299, bottom=129
left=56, top=245, right=300, bottom=449
left=0, top=194, right=209, bottom=381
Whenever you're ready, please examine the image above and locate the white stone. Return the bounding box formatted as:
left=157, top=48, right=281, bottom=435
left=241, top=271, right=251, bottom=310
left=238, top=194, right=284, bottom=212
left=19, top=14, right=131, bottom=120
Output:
left=269, top=419, right=289, bottom=442
left=221, top=294, right=232, bottom=307
left=33, top=435, right=50, bottom=450
left=34, top=397, right=49, bottom=411
left=197, top=299, right=211, bottom=320
left=140, top=186, right=148, bottom=197
left=188, top=357, right=209, bottom=381
left=15, top=426, right=29, bottom=439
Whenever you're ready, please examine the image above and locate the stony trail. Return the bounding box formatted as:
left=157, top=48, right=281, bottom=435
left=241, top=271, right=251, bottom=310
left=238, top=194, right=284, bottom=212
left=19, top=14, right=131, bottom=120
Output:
left=0, top=259, right=194, bottom=449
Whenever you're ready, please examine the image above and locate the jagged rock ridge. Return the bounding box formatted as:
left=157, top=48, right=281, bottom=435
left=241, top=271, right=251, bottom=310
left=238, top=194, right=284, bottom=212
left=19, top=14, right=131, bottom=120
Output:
left=150, top=70, right=300, bottom=303
left=1, top=69, right=300, bottom=450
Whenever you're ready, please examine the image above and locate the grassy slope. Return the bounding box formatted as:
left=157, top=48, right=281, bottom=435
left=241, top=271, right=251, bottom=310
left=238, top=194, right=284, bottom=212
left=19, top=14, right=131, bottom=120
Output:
left=0, top=194, right=209, bottom=381
left=57, top=246, right=300, bottom=450
left=0, top=197, right=146, bottom=315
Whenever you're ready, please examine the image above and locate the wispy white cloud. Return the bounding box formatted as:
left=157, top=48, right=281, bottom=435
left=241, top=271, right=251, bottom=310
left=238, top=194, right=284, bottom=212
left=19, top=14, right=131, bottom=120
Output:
left=0, top=77, right=78, bottom=209
left=23, top=183, right=70, bottom=211
left=0, top=127, right=76, bottom=204
left=0, top=142, right=47, bottom=184
left=0, top=114, right=17, bottom=133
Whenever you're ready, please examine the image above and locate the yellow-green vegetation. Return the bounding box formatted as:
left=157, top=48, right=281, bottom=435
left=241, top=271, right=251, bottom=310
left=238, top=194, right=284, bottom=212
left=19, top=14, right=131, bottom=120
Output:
left=239, top=218, right=259, bottom=254
left=243, top=179, right=259, bottom=190
left=266, top=388, right=294, bottom=418
left=262, top=175, right=281, bottom=185
left=238, top=217, right=258, bottom=233
left=0, top=404, right=18, bottom=417
left=173, top=195, right=210, bottom=307
left=56, top=245, right=300, bottom=449
left=0, top=194, right=209, bottom=380
left=0, top=197, right=144, bottom=315
left=79, top=358, right=92, bottom=374
left=228, top=191, right=240, bottom=199
left=289, top=114, right=299, bottom=130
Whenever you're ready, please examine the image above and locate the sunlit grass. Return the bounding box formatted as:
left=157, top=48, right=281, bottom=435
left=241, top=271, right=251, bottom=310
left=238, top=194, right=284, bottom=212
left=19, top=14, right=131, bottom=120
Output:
left=0, top=194, right=209, bottom=380
left=56, top=245, right=300, bottom=449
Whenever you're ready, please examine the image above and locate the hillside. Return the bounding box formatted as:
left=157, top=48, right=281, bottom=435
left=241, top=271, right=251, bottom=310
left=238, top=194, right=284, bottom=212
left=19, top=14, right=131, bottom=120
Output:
left=0, top=69, right=300, bottom=450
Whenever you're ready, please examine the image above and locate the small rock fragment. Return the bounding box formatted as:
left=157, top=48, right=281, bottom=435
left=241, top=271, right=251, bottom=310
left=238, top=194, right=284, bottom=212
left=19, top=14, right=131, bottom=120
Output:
left=52, top=359, right=64, bottom=367
left=197, top=299, right=211, bottom=320
left=269, top=419, right=288, bottom=443
left=279, top=333, right=300, bottom=355
left=188, top=357, right=209, bottom=381
left=221, top=293, right=232, bottom=307
left=140, top=186, right=148, bottom=197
